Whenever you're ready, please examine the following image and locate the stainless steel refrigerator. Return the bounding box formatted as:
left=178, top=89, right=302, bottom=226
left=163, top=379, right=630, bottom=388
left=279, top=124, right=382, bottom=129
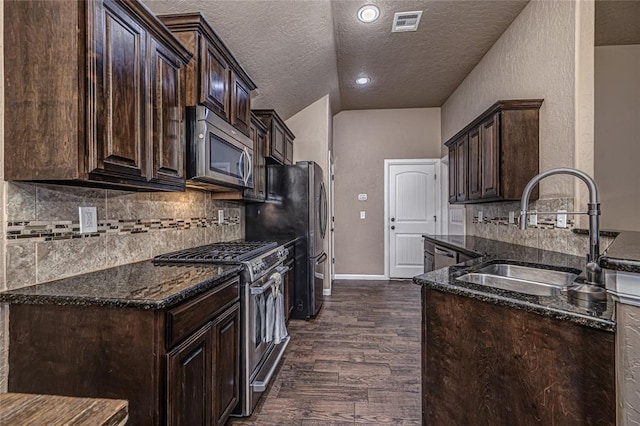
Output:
left=245, top=161, right=328, bottom=319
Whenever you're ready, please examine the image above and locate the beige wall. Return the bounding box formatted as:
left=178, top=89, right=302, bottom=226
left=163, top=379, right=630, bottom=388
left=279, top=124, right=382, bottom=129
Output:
left=287, top=95, right=331, bottom=177
left=442, top=0, right=584, bottom=199
left=285, top=94, right=333, bottom=289
left=333, top=108, right=441, bottom=276
left=595, top=45, right=640, bottom=231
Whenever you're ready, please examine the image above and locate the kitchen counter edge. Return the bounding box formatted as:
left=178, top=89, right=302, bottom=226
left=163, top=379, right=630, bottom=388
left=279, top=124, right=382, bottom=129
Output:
left=415, top=235, right=615, bottom=332
left=0, top=263, right=244, bottom=310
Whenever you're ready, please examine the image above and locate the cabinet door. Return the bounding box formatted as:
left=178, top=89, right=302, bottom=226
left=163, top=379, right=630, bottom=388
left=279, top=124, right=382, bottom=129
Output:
left=150, top=38, right=185, bottom=189
left=167, top=324, right=213, bottom=426
left=90, top=0, right=148, bottom=181
left=481, top=115, right=500, bottom=199
left=284, top=260, right=295, bottom=321
left=270, top=122, right=286, bottom=163
left=200, top=38, right=229, bottom=120
left=284, top=135, right=294, bottom=165
left=467, top=128, right=482, bottom=200
left=213, top=304, right=240, bottom=426
left=448, top=145, right=457, bottom=203
left=455, top=136, right=468, bottom=202
left=230, top=72, right=251, bottom=136
left=254, top=128, right=267, bottom=200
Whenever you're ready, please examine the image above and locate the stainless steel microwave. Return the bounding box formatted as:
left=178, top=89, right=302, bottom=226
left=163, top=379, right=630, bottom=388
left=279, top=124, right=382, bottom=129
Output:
left=186, top=106, right=254, bottom=191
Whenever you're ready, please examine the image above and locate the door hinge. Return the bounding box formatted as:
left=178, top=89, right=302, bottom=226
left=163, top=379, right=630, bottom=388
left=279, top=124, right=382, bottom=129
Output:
left=434, top=215, right=437, bottom=222
left=434, top=174, right=437, bottom=180
left=332, top=258, right=335, bottom=264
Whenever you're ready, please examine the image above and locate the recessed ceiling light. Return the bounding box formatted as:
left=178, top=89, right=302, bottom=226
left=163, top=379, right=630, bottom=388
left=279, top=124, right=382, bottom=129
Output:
left=357, top=5, right=380, bottom=23
left=355, top=76, right=371, bottom=85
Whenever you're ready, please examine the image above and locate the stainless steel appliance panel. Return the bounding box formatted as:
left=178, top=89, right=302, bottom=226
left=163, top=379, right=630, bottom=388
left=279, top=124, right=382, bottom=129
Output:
left=186, top=106, right=253, bottom=190
left=245, top=161, right=326, bottom=319
left=434, top=246, right=458, bottom=269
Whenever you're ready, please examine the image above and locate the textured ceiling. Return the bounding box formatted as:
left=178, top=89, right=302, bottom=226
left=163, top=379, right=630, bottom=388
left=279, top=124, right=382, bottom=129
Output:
left=595, top=0, right=640, bottom=46
left=143, top=0, right=528, bottom=119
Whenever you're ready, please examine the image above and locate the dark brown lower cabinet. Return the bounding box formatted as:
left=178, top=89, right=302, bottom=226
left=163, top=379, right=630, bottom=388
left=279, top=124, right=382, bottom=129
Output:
left=8, top=276, right=240, bottom=426
left=422, top=287, right=615, bottom=425
left=168, top=324, right=213, bottom=426
left=212, top=304, right=240, bottom=426
left=167, top=303, right=239, bottom=426
left=283, top=242, right=296, bottom=322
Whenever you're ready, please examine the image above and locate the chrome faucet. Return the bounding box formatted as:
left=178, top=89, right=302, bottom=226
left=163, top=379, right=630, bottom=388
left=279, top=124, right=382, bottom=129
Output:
left=519, top=167, right=606, bottom=301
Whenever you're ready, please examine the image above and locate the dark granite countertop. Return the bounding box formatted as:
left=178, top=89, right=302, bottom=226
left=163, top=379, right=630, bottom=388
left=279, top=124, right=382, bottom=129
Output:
left=0, top=261, right=243, bottom=310
left=415, top=235, right=615, bottom=332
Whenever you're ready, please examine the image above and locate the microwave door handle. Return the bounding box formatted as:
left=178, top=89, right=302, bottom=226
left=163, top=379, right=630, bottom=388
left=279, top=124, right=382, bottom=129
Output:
left=238, top=149, right=246, bottom=182
left=244, top=147, right=252, bottom=186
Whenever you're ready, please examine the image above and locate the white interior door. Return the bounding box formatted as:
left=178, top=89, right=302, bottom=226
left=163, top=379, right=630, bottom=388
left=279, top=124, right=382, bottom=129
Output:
left=388, top=160, right=438, bottom=278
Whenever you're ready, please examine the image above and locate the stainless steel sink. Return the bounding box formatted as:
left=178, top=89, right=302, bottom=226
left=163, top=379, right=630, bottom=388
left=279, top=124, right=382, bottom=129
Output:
left=456, top=263, right=580, bottom=296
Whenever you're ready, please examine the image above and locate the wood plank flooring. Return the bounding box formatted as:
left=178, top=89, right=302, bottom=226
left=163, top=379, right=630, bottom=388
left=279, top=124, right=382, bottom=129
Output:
left=227, top=279, right=422, bottom=425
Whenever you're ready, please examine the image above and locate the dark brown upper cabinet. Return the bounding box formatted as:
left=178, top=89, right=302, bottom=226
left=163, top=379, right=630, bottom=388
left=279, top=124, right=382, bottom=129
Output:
left=158, top=13, right=257, bottom=137
left=252, top=109, right=295, bottom=165
left=445, top=100, right=543, bottom=204
left=3, top=0, right=192, bottom=191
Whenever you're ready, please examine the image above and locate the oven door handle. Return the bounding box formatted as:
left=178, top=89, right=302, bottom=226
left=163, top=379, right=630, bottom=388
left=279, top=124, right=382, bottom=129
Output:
left=250, top=278, right=277, bottom=295
left=276, top=265, right=290, bottom=275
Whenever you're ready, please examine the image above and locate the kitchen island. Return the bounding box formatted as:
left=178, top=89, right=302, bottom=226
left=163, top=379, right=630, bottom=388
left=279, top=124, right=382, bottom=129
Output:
left=414, top=235, right=615, bottom=425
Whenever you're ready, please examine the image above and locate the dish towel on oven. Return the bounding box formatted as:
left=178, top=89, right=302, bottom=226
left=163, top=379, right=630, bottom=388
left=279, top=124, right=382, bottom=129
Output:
left=264, top=271, right=288, bottom=344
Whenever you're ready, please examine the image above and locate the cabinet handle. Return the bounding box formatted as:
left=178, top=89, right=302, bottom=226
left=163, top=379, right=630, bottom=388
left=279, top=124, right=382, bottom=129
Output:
left=434, top=247, right=455, bottom=258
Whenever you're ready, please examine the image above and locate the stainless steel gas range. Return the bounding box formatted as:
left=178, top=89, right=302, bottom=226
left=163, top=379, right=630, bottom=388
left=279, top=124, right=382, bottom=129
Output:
left=154, top=240, right=290, bottom=417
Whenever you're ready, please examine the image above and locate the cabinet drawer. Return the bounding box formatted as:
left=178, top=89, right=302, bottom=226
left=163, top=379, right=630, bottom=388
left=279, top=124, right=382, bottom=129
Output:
left=167, top=276, right=239, bottom=348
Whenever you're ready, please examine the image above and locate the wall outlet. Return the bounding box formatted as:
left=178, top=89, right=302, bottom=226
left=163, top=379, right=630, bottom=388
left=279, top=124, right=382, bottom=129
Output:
left=360, top=211, right=366, bottom=220
left=218, top=209, right=224, bottom=224
left=556, top=209, right=567, bottom=228
left=358, top=193, right=368, bottom=201
left=477, top=211, right=483, bottom=222
left=528, top=212, right=538, bottom=226
left=509, top=211, right=515, bottom=224
left=79, top=206, right=98, bottom=234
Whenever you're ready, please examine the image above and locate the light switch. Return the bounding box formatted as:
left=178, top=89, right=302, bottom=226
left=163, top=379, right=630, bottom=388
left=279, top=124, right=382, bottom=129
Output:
left=358, top=193, right=368, bottom=201
left=477, top=211, right=483, bottom=222
left=218, top=209, right=225, bottom=224
left=360, top=211, right=366, bottom=220
left=509, top=211, right=515, bottom=224
left=528, top=212, right=537, bottom=226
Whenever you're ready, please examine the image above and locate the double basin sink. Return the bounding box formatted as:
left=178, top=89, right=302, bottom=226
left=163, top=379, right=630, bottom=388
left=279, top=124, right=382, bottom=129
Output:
left=456, top=263, right=581, bottom=296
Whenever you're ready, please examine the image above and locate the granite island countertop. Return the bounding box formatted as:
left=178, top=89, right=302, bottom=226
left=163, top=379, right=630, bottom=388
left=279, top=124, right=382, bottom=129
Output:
left=415, top=235, right=615, bottom=332
left=0, top=261, right=243, bottom=310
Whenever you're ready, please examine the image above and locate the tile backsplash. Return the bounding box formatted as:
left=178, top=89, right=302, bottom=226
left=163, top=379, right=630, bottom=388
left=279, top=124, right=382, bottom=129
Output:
left=466, top=198, right=617, bottom=257
left=5, top=182, right=245, bottom=289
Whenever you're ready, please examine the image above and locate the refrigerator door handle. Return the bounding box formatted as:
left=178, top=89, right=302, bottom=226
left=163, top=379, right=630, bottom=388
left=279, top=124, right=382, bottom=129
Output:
left=319, top=182, right=328, bottom=239
left=316, top=253, right=328, bottom=264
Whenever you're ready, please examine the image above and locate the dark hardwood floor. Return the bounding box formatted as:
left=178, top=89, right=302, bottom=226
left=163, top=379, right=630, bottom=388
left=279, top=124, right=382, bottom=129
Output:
left=227, top=279, right=422, bottom=425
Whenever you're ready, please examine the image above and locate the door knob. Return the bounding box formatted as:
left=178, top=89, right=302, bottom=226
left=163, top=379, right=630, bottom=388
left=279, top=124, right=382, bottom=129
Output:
left=391, top=217, right=396, bottom=222
left=391, top=226, right=395, bottom=230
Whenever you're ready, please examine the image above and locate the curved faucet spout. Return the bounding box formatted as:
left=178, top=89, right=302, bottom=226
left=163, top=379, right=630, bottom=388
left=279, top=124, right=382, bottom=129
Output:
left=519, top=167, right=602, bottom=286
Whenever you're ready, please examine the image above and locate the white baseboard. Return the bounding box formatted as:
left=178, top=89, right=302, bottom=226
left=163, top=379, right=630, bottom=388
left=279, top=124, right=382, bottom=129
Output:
left=323, top=288, right=332, bottom=296
left=334, top=274, right=387, bottom=281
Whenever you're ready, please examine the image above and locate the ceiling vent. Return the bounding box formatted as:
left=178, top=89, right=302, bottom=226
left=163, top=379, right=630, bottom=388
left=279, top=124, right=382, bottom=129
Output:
left=392, top=11, right=423, bottom=32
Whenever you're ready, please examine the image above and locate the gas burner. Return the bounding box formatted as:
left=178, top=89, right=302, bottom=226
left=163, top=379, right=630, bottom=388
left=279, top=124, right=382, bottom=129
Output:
left=153, top=241, right=278, bottom=264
